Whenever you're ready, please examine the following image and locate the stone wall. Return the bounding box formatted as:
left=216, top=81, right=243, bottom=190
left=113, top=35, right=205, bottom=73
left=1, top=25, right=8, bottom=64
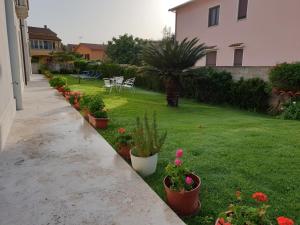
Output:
left=214, top=66, right=272, bottom=81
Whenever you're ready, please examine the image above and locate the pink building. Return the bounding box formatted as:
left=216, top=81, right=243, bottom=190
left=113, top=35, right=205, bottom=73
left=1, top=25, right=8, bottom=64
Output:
left=170, top=0, right=300, bottom=72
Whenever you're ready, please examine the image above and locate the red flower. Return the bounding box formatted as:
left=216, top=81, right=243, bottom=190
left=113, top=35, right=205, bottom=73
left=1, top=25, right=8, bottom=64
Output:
left=218, top=218, right=231, bottom=225
left=252, top=192, right=268, bottom=202
left=277, top=217, right=294, bottom=225
left=118, top=128, right=126, bottom=134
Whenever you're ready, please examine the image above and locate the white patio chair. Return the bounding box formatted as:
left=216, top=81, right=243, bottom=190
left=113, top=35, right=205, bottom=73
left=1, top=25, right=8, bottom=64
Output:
left=115, top=76, right=124, bottom=91
left=103, top=78, right=114, bottom=93
left=122, top=77, right=136, bottom=92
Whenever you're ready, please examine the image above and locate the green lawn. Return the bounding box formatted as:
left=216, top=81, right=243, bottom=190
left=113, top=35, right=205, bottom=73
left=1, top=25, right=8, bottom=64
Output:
left=64, top=75, right=300, bottom=225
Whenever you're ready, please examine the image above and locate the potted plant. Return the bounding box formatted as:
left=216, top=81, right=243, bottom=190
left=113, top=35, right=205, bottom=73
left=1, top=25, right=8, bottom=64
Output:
left=49, top=76, right=67, bottom=89
left=62, top=85, right=71, bottom=97
left=216, top=192, right=295, bottom=225
left=115, top=128, right=132, bottom=160
left=130, top=112, right=167, bottom=177
left=79, top=95, right=93, bottom=120
left=164, top=149, right=201, bottom=216
left=88, top=94, right=109, bottom=129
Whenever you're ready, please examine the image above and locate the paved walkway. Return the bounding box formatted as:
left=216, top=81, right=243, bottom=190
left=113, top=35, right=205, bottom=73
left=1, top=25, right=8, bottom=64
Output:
left=0, top=75, right=185, bottom=225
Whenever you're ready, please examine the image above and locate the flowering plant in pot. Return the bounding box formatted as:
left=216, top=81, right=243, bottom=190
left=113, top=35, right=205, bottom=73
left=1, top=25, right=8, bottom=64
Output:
left=115, top=128, right=132, bottom=160
left=79, top=95, right=93, bottom=120
left=88, top=94, right=109, bottom=129
left=164, top=149, right=201, bottom=216
left=216, top=192, right=295, bottom=225
left=131, top=112, right=167, bottom=177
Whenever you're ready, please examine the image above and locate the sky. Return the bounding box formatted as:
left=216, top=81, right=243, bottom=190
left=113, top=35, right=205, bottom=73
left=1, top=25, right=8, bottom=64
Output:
left=27, top=0, right=188, bottom=45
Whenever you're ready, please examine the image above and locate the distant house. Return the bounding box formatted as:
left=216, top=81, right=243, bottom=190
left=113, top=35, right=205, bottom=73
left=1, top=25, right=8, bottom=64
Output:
left=74, top=43, right=106, bottom=61
left=28, top=25, right=62, bottom=63
left=66, top=44, right=78, bottom=52
left=169, top=0, right=300, bottom=80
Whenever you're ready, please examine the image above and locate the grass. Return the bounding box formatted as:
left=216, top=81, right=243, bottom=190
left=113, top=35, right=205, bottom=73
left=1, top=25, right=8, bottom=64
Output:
left=64, top=75, right=300, bottom=225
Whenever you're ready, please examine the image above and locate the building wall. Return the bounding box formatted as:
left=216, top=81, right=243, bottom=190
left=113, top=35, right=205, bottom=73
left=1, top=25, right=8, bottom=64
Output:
left=0, top=0, right=16, bottom=150
left=176, top=0, right=300, bottom=67
left=75, top=45, right=106, bottom=61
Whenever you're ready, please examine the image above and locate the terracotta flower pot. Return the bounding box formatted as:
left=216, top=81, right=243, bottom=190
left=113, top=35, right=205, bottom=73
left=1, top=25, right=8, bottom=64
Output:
left=57, top=87, right=64, bottom=93
left=65, top=95, right=70, bottom=101
left=117, top=144, right=131, bottom=160
left=74, top=103, right=80, bottom=110
left=88, top=114, right=109, bottom=129
left=82, top=109, right=90, bottom=120
left=164, top=174, right=201, bottom=216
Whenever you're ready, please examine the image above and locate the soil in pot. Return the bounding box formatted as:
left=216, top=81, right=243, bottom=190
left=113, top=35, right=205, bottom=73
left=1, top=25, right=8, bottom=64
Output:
left=88, top=114, right=109, bottom=129
left=164, top=173, right=201, bottom=216
left=117, top=144, right=131, bottom=160
left=130, top=151, right=158, bottom=177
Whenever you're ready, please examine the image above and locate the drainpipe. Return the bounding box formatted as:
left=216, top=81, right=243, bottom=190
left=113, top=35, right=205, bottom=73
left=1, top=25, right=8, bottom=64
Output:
left=5, top=0, right=24, bottom=110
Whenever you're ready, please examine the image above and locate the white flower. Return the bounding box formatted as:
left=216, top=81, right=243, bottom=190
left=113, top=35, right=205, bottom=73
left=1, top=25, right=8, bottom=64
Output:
left=293, top=101, right=296, bottom=105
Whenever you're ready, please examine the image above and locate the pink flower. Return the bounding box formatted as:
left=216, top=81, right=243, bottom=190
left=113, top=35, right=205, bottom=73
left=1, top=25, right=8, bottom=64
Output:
left=185, top=176, right=193, bottom=185
left=174, top=158, right=182, bottom=166
left=176, top=149, right=183, bottom=158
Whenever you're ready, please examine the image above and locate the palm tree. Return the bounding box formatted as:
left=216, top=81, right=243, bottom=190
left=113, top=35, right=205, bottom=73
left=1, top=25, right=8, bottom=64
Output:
left=143, top=38, right=206, bottom=107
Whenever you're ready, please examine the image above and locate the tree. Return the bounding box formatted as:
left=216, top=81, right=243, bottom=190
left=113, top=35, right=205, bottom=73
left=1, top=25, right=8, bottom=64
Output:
left=143, top=38, right=206, bottom=107
left=106, top=34, right=147, bottom=65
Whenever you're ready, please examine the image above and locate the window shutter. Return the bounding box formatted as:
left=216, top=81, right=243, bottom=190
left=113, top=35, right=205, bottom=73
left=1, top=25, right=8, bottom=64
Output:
left=234, top=49, right=243, bottom=66
left=238, top=0, right=248, bottom=19
left=206, top=51, right=217, bottom=66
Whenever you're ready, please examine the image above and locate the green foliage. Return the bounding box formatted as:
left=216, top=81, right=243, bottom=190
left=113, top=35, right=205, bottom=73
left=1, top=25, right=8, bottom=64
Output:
left=69, top=95, right=76, bottom=105
left=74, top=59, right=89, bottom=72
left=218, top=193, right=272, bottom=225
left=107, top=34, right=147, bottom=65
left=49, top=76, right=67, bottom=88
left=93, top=110, right=108, bottom=119
left=79, top=95, right=94, bottom=110
left=98, top=63, right=124, bottom=77
left=63, top=85, right=71, bottom=92
left=269, top=62, right=300, bottom=91
left=143, top=38, right=206, bottom=77
left=281, top=101, right=300, bottom=120
left=231, top=78, right=270, bottom=112
left=88, top=94, right=107, bottom=118
left=115, top=128, right=132, bottom=146
left=165, top=161, right=192, bottom=191
left=131, top=112, right=167, bottom=157
left=43, top=70, right=53, bottom=79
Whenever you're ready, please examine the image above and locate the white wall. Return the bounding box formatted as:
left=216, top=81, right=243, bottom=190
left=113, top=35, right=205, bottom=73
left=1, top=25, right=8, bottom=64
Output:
left=0, top=0, right=16, bottom=150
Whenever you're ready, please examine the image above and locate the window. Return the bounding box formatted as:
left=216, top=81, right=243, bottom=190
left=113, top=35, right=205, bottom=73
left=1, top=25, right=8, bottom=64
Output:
left=234, top=49, right=244, bottom=66
left=208, top=6, right=220, bottom=27
left=84, top=54, right=90, bottom=60
left=39, top=40, right=43, bottom=49
left=44, top=41, right=48, bottom=50
left=34, top=40, right=38, bottom=49
left=206, top=51, right=217, bottom=66
left=238, top=0, right=248, bottom=20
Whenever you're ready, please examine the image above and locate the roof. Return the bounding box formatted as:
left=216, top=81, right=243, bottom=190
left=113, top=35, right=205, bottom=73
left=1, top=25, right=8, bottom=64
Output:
left=169, top=0, right=195, bottom=12
left=28, top=26, right=62, bottom=41
left=75, top=43, right=107, bottom=51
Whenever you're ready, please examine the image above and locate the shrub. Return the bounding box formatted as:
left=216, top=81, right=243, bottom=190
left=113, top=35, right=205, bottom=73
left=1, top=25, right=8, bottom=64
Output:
left=88, top=94, right=107, bottom=118
left=269, top=62, right=300, bottom=91
left=98, top=63, right=124, bottom=78
left=281, top=101, right=300, bottom=120
left=79, top=95, right=94, bottom=110
left=74, top=59, right=88, bottom=72
left=49, top=76, right=67, bottom=88
left=183, top=68, right=233, bottom=103
left=131, top=112, right=167, bottom=157
left=231, top=78, right=270, bottom=112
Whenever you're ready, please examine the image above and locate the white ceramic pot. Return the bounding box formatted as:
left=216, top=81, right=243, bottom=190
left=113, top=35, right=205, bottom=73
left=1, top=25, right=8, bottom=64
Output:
left=130, top=151, right=158, bottom=177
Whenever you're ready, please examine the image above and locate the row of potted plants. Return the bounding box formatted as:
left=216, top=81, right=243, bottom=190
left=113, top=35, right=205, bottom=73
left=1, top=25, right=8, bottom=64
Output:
left=48, top=76, right=110, bottom=130
left=47, top=76, right=295, bottom=223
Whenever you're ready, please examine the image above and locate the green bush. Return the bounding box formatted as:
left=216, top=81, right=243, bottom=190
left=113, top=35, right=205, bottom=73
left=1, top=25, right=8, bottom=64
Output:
left=88, top=94, right=107, bottom=118
left=74, top=59, right=88, bottom=72
left=69, top=95, right=76, bottom=105
left=49, top=76, right=67, bottom=88
left=182, top=68, right=233, bottom=103
left=231, top=78, right=270, bottom=112
left=281, top=101, right=300, bottom=120
left=269, top=62, right=300, bottom=91
left=98, top=63, right=124, bottom=78
left=79, top=95, right=94, bottom=110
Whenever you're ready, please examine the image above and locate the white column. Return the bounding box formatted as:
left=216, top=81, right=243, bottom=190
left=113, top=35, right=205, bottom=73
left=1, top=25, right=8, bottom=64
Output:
left=5, top=0, right=24, bottom=110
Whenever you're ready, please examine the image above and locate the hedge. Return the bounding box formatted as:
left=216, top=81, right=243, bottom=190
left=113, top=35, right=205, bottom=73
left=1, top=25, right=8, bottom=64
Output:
left=269, top=62, right=300, bottom=91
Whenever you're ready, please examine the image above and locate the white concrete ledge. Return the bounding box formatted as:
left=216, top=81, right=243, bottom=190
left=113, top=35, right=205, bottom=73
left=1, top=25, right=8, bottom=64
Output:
left=0, top=74, right=185, bottom=225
